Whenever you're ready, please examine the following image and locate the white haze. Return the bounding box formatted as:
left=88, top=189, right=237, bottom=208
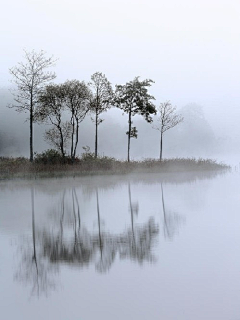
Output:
left=1, top=0, right=240, bottom=164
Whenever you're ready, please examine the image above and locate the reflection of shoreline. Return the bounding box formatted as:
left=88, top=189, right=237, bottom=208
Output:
left=0, top=169, right=229, bottom=194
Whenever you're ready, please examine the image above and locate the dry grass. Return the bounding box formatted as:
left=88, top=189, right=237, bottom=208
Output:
left=0, top=155, right=230, bottom=180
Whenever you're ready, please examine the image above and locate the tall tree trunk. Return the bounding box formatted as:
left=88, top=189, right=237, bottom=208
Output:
left=59, top=125, right=65, bottom=158
left=95, top=110, right=98, bottom=158
left=30, top=94, right=33, bottom=162
left=95, top=90, right=99, bottom=159
left=127, top=110, right=131, bottom=162
left=71, top=115, right=75, bottom=161
left=73, top=119, right=79, bottom=159
left=160, top=130, right=163, bottom=161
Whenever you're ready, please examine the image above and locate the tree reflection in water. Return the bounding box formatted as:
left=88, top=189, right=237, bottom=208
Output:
left=42, top=185, right=159, bottom=273
left=43, top=188, right=92, bottom=268
left=119, top=183, right=158, bottom=264
left=16, top=186, right=58, bottom=297
left=161, top=183, right=185, bottom=240
left=16, top=184, right=161, bottom=296
left=93, top=188, right=117, bottom=273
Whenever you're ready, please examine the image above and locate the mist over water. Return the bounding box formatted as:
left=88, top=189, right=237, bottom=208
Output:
left=1, top=170, right=240, bottom=319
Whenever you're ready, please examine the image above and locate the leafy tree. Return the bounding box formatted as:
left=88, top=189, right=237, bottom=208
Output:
left=9, top=50, right=57, bottom=162
left=113, top=77, right=156, bottom=162
left=62, top=80, right=92, bottom=160
left=154, top=101, right=183, bottom=161
left=37, top=84, right=70, bottom=157
left=89, top=72, right=113, bottom=158
left=38, top=80, right=91, bottom=159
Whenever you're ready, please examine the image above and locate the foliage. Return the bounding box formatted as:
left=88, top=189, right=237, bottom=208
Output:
left=81, top=146, right=95, bottom=160
left=34, top=149, right=66, bottom=164
left=127, top=126, right=138, bottom=139
left=37, top=83, right=69, bottom=157
left=114, top=77, right=156, bottom=120
left=62, top=80, right=92, bottom=160
left=37, top=80, right=92, bottom=160
left=80, top=146, right=115, bottom=171
left=113, top=77, right=156, bottom=162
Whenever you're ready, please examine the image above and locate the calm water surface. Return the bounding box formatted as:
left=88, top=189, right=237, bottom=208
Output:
left=1, top=170, right=240, bottom=320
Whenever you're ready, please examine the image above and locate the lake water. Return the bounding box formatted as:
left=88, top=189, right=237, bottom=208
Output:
left=1, top=170, right=240, bottom=320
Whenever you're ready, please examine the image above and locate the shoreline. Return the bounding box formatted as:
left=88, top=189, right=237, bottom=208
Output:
left=0, top=157, right=230, bottom=181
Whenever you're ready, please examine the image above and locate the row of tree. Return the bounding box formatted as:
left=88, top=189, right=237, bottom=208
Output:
left=9, top=50, right=183, bottom=162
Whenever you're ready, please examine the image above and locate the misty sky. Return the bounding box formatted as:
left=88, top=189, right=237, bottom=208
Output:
left=1, top=0, right=240, bottom=136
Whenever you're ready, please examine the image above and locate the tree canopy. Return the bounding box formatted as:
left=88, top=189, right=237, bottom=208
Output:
left=37, top=84, right=69, bottom=157
left=62, top=80, right=92, bottom=160
left=37, top=80, right=92, bottom=159
left=114, top=77, right=156, bottom=161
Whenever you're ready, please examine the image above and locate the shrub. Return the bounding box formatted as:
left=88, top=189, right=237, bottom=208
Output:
left=81, top=146, right=95, bottom=161
left=34, top=149, right=65, bottom=164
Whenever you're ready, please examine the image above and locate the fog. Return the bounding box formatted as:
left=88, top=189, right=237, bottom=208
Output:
left=1, top=0, right=240, bottom=164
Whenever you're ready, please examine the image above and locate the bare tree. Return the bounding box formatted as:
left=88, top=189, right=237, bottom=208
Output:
left=89, top=72, right=113, bottom=158
left=113, top=77, right=156, bottom=162
left=9, top=50, right=57, bottom=162
left=154, top=101, right=183, bottom=161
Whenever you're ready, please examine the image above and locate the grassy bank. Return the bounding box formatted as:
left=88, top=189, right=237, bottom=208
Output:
left=0, top=153, right=230, bottom=180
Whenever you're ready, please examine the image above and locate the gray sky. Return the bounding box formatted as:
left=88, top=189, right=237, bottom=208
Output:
left=1, top=0, right=240, bottom=134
